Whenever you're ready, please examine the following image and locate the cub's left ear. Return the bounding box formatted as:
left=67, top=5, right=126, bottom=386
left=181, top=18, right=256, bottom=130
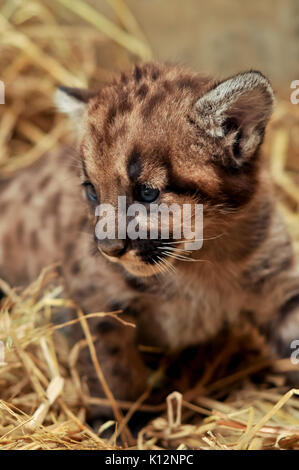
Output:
left=54, top=86, right=98, bottom=122
left=194, top=71, right=274, bottom=166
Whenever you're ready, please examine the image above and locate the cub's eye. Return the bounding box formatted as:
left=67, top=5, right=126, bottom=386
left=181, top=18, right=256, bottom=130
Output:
left=82, top=182, right=98, bottom=203
left=135, top=184, right=160, bottom=203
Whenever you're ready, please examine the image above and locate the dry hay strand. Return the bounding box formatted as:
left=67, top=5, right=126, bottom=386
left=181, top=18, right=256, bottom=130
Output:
left=0, top=266, right=121, bottom=449
left=0, top=0, right=152, bottom=175
left=0, top=265, right=299, bottom=450
left=139, top=388, right=299, bottom=450
left=263, top=98, right=299, bottom=251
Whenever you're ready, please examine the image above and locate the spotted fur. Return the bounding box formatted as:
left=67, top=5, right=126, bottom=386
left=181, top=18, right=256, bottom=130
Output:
left=0, top=64, right=298, bottom=411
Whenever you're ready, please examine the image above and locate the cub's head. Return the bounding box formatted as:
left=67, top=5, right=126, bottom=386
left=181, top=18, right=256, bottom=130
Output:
left=55, top=63, right=274, bottom=277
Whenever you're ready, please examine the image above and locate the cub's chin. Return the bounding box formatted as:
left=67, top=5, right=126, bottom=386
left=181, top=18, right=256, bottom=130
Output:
left=122, top=262, right=161, bottom=277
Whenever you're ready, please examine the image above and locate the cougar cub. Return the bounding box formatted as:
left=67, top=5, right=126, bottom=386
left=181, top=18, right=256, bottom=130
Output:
left=0, top=63, right=298, bottom=407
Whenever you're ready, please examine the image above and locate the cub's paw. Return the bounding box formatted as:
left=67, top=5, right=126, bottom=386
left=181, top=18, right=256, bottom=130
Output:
left=268, top=302, right=299, bottom=387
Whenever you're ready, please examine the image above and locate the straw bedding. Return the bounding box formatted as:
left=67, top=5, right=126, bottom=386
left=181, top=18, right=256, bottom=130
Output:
left=0, top=0, right=299, bottom=450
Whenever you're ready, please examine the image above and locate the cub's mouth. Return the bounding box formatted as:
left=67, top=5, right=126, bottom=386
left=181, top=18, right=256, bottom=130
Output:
left=96, top=238, right=182, bottom=277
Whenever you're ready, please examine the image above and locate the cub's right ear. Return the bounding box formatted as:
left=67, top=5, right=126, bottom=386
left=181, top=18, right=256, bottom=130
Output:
left=54, top=86, right=97, bottom=122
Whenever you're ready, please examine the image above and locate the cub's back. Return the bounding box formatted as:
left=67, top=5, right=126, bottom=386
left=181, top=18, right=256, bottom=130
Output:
left=0, top=147, right=86, bottom=286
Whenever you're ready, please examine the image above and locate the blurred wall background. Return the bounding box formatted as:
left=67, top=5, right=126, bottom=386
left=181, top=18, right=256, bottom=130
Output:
left=95, top=0, right=299, bottom=95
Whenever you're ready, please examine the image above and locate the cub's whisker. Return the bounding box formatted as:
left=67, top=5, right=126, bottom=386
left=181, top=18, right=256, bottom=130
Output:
left=157, top=246, right=192, bottom=254
left=159, top=232, right=225, bottom=245
left=156, top=255, right=176, bottom=274
left=161, top=250, right=210, bottom=264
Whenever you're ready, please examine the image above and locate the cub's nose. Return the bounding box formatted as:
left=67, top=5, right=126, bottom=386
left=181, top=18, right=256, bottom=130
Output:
left=97, top=239, right=127, bottom=258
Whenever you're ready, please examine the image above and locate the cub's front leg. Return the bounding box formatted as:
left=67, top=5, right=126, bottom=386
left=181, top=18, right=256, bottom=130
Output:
left=247, top=252, right=299, bottom=384
left=265, top=285, right=299, bottom=384
left=62, top=249, right=149, bottom=417
left=75, top=312, right=149, bottom=418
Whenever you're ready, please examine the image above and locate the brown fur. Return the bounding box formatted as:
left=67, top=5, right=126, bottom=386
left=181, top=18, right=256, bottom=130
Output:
left=1, top=64, right=298, bottom=413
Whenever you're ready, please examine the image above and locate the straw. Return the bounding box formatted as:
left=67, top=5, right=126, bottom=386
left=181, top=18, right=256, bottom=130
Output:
left=1, top=0, right=299, bottom=451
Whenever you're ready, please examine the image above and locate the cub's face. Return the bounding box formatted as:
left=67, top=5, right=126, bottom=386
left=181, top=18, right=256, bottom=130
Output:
left=56, top=64, right=274, bottom=277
